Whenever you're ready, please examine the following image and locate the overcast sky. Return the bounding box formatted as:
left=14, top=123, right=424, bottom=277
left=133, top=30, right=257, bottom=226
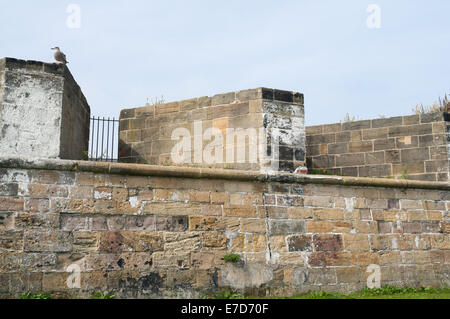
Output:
left=1, top=0, right=449, bottom=125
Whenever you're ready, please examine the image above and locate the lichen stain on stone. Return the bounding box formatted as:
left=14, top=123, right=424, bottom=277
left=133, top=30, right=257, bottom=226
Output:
left=117, top=258, right=125, bottom=269
left=138, top=272, right=164, bottom=293
left=100, top=231, right=124, bottom=253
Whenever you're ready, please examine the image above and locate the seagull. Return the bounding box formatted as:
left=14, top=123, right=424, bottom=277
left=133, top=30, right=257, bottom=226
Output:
left=51, top=47, right=69, bottom=64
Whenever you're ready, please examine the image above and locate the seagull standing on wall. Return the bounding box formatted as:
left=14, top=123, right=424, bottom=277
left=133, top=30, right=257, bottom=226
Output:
left=51, top=47, right=69, bottom=64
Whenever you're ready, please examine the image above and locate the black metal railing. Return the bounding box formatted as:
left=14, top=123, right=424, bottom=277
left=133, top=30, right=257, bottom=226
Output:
left=89, top=116, right=119, bottom=162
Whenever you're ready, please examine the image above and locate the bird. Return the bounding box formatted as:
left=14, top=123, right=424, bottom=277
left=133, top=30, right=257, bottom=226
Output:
left=51, top=47, right=69, bottom=64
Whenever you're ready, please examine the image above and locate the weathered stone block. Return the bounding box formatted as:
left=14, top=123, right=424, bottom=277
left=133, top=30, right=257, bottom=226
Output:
left=379, top=251, right=401, bottom=265
left=343, top=234, right=370, bottom=252
left=306, top=221, right=333, bottom=233
left=351, top=252, right=379, bottom=266
left=393, top=162, right=425, bottom=175
left=429, top=234, right=450, bottom=249
left=420, top=113, right=444, bottom=123
left=419, top=134, right=446, bottom=147
left=396, top=136, right=418, bottom=149
left=430, top=146, right=448, bottom=161
left=310, top=251, right=352, bottom=267
left=73, top=231, right=99, bottom=252
left=354, top=221, right=378, bottom=233
left=0, top=183, right=18, bottom=196
left=385, top=150, right=400, bottom=163
left=377, top=221, right=393, bottom=234
left=231, top=233, right=266, bottom=252
left=389, top=124, right=433, bottom=137
left=425, top=160, right=449, bottom=173
left=402, top=115, right=420, bottom=125
left=358, top=164, right=391, bottom=177
left=201, top=232, right=227, bottom=248
left=310, top=155, right=336, bottom=168
left=370, top=234, right=391, bottom=251
left=374, top=138, right=396, bottom=151
left=0, top=197, right=24, bottom=211
left=400, top=148, right=431, bottom=163
left=306, top=267, right=337, bottom=285
left=189, top=216, right=217, bottom=231
left=0, top=230, right=24, bottom=250
left=240, top=219, right=266, bottom=233
left=286, top=234, right=312, bottom=252
left=15, top=212, right=59, bottom=229
left=351, top=131, right=363, bottom=142
left=155, top=215, right=188, bottom=232
left=24, top=230, right=72, bottom=252
left=313, top=234, right=343, bottom=252
left=364, top=151, right=385, bottom=165
left=371, top=116, right=403, bottom=128
left=349, top=141, right=373, bottom=153
left=335, top=267, right=361, bottom=284
left=269, top=220, right=305, bottom=236
left=342, top=120, right=371, bottom=131
left=328, top=143, right=348, bottom=154
left=99, top=231, right=135, bottom=253
left=336, top=153, right=365, bottom=167
left=191, top=252, right=215, bottom=270
left=306, top=125, right=323, bottom=135
left=224, top=206, right=257, bottom=218
left=288, top=207, right=313, bottom=219
left=307, top=133, right=335, bottom=145
left=313, top=208, right=344, bottom=220
left=134, top=233, right=164, bottom=252
left=0, top=212, right=14, bottom=230
left=218, top=263, right=273, bottom=289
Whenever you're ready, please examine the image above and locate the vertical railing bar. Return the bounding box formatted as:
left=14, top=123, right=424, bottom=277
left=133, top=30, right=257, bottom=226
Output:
left=106, top=117, right=110, bottom=162
left=90, top=117, right=94, bottom=160
left=111, top=118, right=116, bottom=162
left=101, top=117, right=105, bottom=161
left=96, top=116, right=100, bottom=161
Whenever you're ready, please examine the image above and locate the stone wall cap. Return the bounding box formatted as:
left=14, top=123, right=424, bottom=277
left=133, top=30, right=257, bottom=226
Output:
left=1, top=156, right=449, bottom=190
left=0, top=57, right=90, bottom=113
left=121, top=87, right=304, bottom=114
left=1, top=57, right=64, bottom=74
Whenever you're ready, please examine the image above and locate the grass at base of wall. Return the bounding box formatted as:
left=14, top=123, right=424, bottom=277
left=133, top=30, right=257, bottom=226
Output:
left=20, top=291, right=51, bottom=299
left=207, top=286, right=450, bottom=299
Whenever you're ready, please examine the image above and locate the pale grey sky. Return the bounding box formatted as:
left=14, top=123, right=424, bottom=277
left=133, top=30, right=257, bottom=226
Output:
left=1, top=0, right=449, bottom=125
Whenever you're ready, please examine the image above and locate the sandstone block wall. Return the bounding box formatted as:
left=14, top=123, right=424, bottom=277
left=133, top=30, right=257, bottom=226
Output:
left=0, top=58, right=90, bottom=160
left=119, top=88, right=305, bottom=173
left=306, top=113, right=450, bottom=182
left=0, top=157, right=448, bottom=298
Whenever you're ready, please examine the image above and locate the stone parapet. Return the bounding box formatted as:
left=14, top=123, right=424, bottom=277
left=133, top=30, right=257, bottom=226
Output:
left=119, top=88, right=305, bottom=173
left=0, top=58, right=90, bottom=160
left=306, top=113, right=450, bottom=182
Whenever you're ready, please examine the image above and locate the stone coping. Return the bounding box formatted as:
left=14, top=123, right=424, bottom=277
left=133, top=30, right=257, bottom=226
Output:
left=1, top=156, right=449, bottom=191
left=0, top=57, right=90, bottom=111
left=120, top=87, right=304, bottom=117
left=306, top=112, right=450, bottom=134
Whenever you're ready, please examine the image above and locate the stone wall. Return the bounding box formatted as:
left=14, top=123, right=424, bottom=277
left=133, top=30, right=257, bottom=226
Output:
left=306, top=113, right=450, bottom=182
left=119, top=88, right=305, bottom=173
left=0, top=157, right=448, bottom=298
left=0, top=58, right=90, bottom=160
